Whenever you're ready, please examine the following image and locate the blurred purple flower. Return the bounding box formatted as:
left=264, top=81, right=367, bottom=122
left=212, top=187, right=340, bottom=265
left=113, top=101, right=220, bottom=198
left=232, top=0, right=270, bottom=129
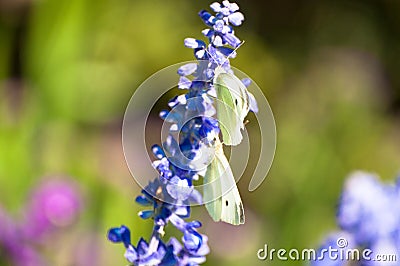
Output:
left=14, top=246, right=46, bottom=266
left=23, top=179, right=82, bottom=240
left=0, top=178, right=82, bottom=266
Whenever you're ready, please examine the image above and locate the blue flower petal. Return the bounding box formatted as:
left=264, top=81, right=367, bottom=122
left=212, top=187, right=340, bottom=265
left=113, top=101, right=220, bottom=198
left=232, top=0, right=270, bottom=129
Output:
left=226, top=2, right=239, bottom=12
left=108, top=225, right=131, bottom=248
left=222, top=1, right=230, bottom=7
left=220, top=7, right=230, bottom=16
left=135, top=195, right=152, bottom=206
left=216, top=46, right=236, bottom=57
left=186, top=220, right=202, bottom=229
left=166, top=176, right=194, bottom=201
left=152, top=145, right=165, bottom=159
left=137, top=238, right=149, bottom=256
left=241, top=78, right=251, bottom=87
left=163, top=109, right=183, bottom=124
left=139, top=210, right=154, bottom=219
left=188, top=189, right=203, bottom=204
left=183, top=230, right=202, bottom=253
left=228, top=12, right=244, bottom=26
left=198, top=10, right=215, bottom=27
left=184, top=38, right=206, bottom=49
left=169, top=213, right=186, bottom=231
left=248, top=92, right=258, bottom=113
left=168, top=94, right=187, bottom=108
left=156, top=205, right=172, bottom=222
left=190, top=80, right=207, bottom=90
left=202, top=29, right=214, bottom=39
left=159, top=110, right=169, bottom=120
left=178, top=63, right=197, bottom=76
left=213, top=20, right=225, bottom=32
left=208, top=45, right=228, bottom=65
left=194, top=48, right=207, bottom=60
left=223, top=33, right=241, bottom=47
left=212, top=35, right=223, bottom=46
left=175, top=206, right=190, bottom=218
left=178, top=76, right=192, bottom=89
left=124, top=246, right=138, bottom=263
left=167, top=237, right=183, bottom=254
left=209, top=2, right=222, bottom=13
left=159, top=245, right=178, bottom=266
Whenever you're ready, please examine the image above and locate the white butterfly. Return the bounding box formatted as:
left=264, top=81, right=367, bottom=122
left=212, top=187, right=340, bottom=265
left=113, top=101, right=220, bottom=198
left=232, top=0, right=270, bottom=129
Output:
left=213, top=66, right=251, bottom=146
left=203, top=137, right=245, bottom=225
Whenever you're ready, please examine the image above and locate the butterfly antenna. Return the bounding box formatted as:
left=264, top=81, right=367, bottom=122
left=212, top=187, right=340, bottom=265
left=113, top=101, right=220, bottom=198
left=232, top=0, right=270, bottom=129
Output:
left=204, top=47, right=219, bottom=67
left=205, top=41, right=245, bottom=68
left=219, top=40, right=245, bottom=68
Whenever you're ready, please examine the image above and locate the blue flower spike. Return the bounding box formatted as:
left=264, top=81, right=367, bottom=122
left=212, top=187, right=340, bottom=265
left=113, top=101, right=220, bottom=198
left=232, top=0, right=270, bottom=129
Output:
left=107, top=1, right=252, bottom=265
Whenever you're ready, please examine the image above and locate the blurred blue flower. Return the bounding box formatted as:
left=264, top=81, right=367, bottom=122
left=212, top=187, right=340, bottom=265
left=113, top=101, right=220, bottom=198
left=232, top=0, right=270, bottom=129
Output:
left=313, top=171, right=400, bottom=266
left=364, top=238, right=399, bottom=266
left=337, top=172, right=400, bottom=245
left=311, top=232, right=355, bottom=266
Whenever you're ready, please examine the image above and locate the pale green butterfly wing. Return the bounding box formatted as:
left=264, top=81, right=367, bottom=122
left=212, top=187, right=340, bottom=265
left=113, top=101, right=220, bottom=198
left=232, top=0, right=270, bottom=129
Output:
left=215, top=77, right=242, bottom=146
left=204, top=139, right=245, bottom=225
left=217, top=148, right=245, bottom=225
left=203, top=151, right=222, bottom=222
left=214, top=68, right=250, bottom=146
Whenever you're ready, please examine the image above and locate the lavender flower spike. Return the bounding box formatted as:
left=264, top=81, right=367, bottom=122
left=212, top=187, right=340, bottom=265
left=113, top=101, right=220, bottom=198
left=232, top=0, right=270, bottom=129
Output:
left=108, top=1, right=254, bottom=265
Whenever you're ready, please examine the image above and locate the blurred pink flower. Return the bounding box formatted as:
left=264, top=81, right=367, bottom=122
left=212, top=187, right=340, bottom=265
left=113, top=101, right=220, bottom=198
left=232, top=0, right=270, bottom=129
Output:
left=23, top=178, right=82, bottom=240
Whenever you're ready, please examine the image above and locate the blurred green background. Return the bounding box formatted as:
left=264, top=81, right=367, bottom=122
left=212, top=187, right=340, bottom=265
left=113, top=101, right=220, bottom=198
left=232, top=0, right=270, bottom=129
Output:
left=1, top=0, right=399, bottom=265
